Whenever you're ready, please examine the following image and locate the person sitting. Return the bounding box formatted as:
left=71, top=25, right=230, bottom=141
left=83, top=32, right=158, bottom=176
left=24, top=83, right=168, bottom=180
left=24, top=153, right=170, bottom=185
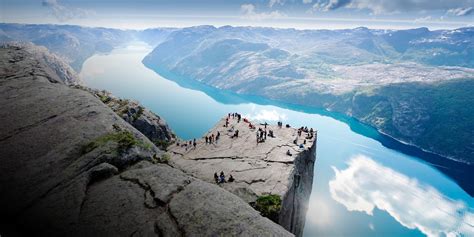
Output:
left=286, top=149, right=292, bottom=156
left=232, top=130, right=239, bottom=138
left=228, top=175, right=235, bottom=182
left=219, top=171, right=226, bottom=183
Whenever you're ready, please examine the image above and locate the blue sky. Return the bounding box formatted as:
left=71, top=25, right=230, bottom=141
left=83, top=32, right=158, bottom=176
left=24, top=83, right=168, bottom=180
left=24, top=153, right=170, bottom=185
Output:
left=1, top=0, right=473, bottom=30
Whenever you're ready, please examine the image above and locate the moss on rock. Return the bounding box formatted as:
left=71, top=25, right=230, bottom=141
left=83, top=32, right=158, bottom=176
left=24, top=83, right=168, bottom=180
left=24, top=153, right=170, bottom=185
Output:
left=255, top=194, right=282, bottom=223
left=81, top=131, right=139, bottom=154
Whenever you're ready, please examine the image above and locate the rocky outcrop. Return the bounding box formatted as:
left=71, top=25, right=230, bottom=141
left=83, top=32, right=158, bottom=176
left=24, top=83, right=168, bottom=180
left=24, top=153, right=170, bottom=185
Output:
left=0, top=46, right=292, bottom=236
left=168, top=116, right=317, bottom=236
left=84, top=89, right=176, bottom=149
left=1, top=42, right=82, bottom=85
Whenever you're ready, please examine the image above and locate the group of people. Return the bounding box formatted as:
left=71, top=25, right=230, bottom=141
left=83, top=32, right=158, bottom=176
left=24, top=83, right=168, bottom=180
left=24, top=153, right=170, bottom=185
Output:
left=256, top=128, right=267, bottom=143
left=277, top=121, right=291, bottom=128
left=256, top=127, right=274, bottom=143
left=176, top=139, right=197, bottom=150
left=225, top=112, right=242, bottom=127
left=205, top=131, right=220, bottom=144
left=231, top=129, right=239, bottom=138
left=214, top=171, right=235, bottom=184
left=243, top=118, right=256, bottom=129
left=228, top=112, right=242, bottom=123
left=293, top=126, right=315, bottom=149
left=297, top=126, right=314, bottom=138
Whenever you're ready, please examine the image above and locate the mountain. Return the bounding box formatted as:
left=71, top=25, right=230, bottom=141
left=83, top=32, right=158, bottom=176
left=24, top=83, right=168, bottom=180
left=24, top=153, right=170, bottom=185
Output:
left=0, top=23, right=134, bottom=71
left=137, top=28, right=178, bottom=47
left=143, top=25, right=474, bottom=164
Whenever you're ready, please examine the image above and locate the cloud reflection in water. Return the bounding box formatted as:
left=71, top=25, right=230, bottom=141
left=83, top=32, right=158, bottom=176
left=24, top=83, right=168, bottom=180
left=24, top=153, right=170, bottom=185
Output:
left=244, top=109, right=287, bottom=122
left=329, top=155, right=474, bottom=237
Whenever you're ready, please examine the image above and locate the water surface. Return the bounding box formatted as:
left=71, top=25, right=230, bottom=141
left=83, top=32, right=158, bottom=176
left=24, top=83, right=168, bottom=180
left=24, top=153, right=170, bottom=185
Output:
left=80, top=42, right=473, bottom=237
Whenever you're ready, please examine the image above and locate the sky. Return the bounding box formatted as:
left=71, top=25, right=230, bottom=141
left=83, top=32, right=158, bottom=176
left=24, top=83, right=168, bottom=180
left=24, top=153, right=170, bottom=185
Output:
left=1, top=0, right=473, bottom=30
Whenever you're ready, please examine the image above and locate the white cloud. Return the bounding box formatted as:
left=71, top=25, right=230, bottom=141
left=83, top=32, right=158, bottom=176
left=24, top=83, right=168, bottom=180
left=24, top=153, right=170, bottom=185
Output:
left=312, top=0, right=474, bottom=15
left=244, top=109, right=287, bottom=122
left=42, top=0, right=92, bottom=22
left=414, top=16, right=432, bottom=23
left=329, top=155, right=474, bottom=237
left=447, top=7, right=474, bottom=16
left=269, top=0, right=285, bottom=8
left=241, top=4, right=287, bottom=20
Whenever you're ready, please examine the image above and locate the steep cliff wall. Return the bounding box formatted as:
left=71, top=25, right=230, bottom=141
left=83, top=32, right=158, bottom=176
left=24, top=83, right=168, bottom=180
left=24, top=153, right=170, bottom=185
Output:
left=0, top=45, right=292, bottom=236
left=168, top=116, right=317, bottom=236
left=279, top=134, right=317, bottom=236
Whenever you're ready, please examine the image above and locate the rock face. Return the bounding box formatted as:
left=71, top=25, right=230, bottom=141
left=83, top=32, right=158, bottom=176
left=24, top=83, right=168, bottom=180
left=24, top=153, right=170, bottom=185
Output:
left=168, top=116, right=317, bottom=236
left=85, top=89, right=176, bottom=149
left=0, top=46, right=292, bottom=236
left=1, top=42, right=82, bottom=85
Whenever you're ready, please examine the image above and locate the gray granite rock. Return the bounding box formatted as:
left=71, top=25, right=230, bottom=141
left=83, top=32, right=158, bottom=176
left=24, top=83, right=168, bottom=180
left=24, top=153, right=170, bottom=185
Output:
left=168, top=116, right=317, bottom=236
left=81, top=89, right=176, bottom=150
left=0, top=45, right=293, bottom=236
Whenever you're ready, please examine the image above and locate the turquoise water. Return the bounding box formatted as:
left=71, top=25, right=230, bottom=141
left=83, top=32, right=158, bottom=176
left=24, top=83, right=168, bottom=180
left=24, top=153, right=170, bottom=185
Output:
left=80, top=42, right=474, bottom=237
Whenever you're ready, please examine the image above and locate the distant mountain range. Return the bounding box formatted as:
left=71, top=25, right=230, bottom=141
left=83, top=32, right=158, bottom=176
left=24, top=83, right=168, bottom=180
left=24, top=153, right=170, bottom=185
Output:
left=0, top=23, right=175, bottom=71
left=1, top=23, right=472, bottom=164
left=143, top=25, right=474, bottom=164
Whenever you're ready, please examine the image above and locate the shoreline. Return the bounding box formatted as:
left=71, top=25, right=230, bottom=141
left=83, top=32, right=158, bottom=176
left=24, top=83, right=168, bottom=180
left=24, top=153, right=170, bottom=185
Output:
left=141, top=63, right=474, bottom=197
left=143, top=62, right=468, bottom=165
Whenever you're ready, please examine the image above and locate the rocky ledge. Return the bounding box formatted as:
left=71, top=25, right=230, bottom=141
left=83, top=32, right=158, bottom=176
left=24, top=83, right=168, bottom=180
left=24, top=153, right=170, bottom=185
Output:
left=168, top=116, right=317, bottom=237
left=0, top=45, right=292, bottom=236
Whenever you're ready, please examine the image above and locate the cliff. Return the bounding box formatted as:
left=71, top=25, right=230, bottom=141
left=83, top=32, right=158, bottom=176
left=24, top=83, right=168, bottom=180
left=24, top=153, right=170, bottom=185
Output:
left=168, top=116, right=317, bottom=236
left=0, top=45, right=293, bottom=236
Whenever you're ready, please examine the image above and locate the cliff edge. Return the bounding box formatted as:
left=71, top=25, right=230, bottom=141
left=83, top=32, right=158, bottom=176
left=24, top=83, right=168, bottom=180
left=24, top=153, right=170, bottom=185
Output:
left=169, top=116, right=317, bottom=236
left=0, top=45, right=292, bottom=236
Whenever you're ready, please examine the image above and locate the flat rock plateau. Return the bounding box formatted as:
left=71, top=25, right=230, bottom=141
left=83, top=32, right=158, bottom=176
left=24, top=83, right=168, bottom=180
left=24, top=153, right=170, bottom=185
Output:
left=169, top=116, right=317, bottom=236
